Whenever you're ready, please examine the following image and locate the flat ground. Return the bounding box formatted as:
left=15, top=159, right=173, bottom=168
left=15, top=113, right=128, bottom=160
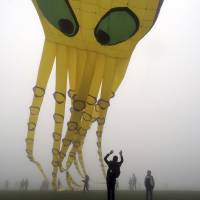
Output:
left=0, top=191, right=200, bottom=200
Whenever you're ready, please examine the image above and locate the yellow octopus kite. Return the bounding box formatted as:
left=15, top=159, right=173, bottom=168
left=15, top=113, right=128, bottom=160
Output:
left=26, top=0, right=163, bottom=191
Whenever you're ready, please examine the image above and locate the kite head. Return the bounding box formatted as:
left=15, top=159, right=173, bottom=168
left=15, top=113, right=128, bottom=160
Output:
left=33, top=0, right=163, bottom=59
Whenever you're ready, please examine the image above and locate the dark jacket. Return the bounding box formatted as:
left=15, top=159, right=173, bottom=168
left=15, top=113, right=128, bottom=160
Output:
left=144, top=175, right=155, bottom=189
left=104, top=153, right=123, bottom=180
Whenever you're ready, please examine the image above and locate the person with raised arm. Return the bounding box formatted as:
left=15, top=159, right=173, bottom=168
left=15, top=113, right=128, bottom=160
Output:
left=104, top=150, right=123, bottom=200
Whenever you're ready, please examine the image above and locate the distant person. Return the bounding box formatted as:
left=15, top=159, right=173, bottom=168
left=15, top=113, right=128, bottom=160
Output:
left=144, top=170, right=155, bottom=200
left=132, top=173, right=137, bottom=191
left=115, top=180, right=119, bottom=191
left=104, top=150, right=124, bottom=200
left=40, top=179, right=49, bottom=191
left=20, top=179, right=25, bottom=190
left=82, top=175, right=89, bottom=191
left=40, top=181, right=44, bottom=191
left=24, top=178, right=29, bottom=190
left=45, top=180, right=49, bottom=191
left=14, top=181, right=19, bottom=190
left=129, top=177, right=133, bottom=191
left=58, top=178, right=62, bottom=191
left=4, top=180, right=9, bottom=190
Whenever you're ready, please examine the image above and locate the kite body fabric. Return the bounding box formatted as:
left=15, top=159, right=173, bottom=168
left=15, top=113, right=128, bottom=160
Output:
left=26, top=0, right=163, bottom=190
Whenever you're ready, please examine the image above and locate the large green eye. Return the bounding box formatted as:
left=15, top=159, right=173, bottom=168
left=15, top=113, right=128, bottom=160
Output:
left=95, top=8, right=139, bottom=45
left=36, top=0, right=79, bottom=36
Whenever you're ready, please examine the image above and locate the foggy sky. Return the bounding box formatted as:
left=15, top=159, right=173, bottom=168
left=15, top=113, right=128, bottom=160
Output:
left=0, top=0, right=200, bottom=190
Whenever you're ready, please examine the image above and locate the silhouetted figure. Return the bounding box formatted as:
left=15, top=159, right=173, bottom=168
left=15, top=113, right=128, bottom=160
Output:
left=20, top=179, right=24, bottom=190
left=115, top=180, right=119, bottom=191
left=4, top=180, right=9, bottom=190
left=82, top=175, right=89, bottom=191
left=58, top=178, right=62, bottom=191
left=24, top=179, right=29, bottom=191
left=144, top=170, right=155, bottom=200
left=14, top=181, right=19, bottom=190
left=40, top=179, right=49, bottom=191
left=104, top=150, right=123, bottom=200
left=129, top=177, right=133, bottom=191
left=132, top=173, right=137, bottom=191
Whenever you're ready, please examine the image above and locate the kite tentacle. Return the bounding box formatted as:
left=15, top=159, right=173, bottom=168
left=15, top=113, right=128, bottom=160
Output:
left=51, top=44, right=68, bottom=190
left=60, top=52, right=97, bottom=165
left=74, top=154, right=84, bottom=178
left=58, top=47, right=79, bottom=171
left=66, top=171, right=82, bottom=191
left=94, top=57, right=117, bottom=177
left=66, top=172, right=74, bottom=191
left=63, top=49, right=88, bottom=177
left=59, top=51, right=97, bottom=189
left=96, top=109, right=109, bottom=178
left=26, top=40, right=56, bottom=180
left=77, top=146, right=87, bottom=175
left=69, top=54, right=106, bottom=177
left=66, top=54, right=106, bottom=179
left=96, top=58, right=130, bottom=177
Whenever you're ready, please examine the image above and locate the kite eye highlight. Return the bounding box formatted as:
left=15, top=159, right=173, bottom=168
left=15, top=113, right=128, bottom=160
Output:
left=36, top=0, right=79, bottom=36
left=95, top=7, right=139, bottom=45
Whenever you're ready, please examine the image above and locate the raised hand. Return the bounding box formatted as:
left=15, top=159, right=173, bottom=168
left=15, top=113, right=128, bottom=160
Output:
left=110, top=150, right=114, bottom=154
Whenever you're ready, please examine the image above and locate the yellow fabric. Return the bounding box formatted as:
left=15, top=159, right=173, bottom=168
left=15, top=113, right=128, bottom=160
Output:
left=26, top=40, right=56, bottom=180
left=27, top=0, right=163, bottom=190
left=66, top=172, right=82, bottom=191
left=51, top=44, right=68, bottom=190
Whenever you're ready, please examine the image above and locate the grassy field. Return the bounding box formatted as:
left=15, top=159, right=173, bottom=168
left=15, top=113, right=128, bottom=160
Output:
left=0, top=191, right=200, bottom=200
